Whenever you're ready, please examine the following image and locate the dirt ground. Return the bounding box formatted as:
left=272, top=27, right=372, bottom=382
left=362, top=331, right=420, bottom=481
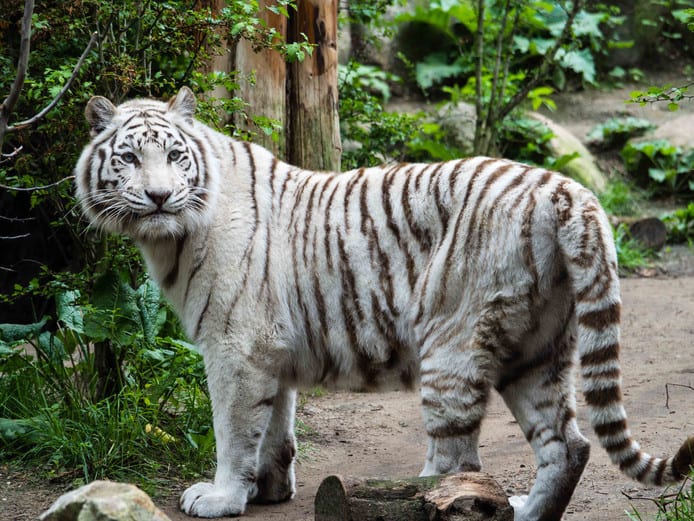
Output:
left=2, top=79, right=694, bottom=520
left=3, top=266, right=692, bottom=521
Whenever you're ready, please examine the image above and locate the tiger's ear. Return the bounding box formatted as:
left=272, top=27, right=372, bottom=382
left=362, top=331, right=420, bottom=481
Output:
left=85, top=96, right=117, bottom=137
left=168, top=86, right=196, bottom=123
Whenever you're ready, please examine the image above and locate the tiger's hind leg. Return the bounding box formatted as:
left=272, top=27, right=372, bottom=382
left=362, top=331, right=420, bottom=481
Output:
left=497, top=330, right=590, bottom=521
left=418, top=302, right=514, bottom=477
left=419, top=347, right=490, bottom=476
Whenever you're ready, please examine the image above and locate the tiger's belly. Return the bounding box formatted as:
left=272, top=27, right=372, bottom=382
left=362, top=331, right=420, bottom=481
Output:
left=280, top=324, right=421, bottom=392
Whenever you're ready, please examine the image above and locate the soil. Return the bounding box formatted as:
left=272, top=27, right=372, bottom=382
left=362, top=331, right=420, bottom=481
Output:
left=2, top=79, right=694, bottom=521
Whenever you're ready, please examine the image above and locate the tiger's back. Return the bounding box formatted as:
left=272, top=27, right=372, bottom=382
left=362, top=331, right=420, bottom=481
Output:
left=75, top=87, right=693, bottom=521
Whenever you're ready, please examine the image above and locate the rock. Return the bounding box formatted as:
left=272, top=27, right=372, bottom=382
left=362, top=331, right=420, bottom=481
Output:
left=39, top=481, right=170, bottom=521
left=530, top=112, right=608, bottom=193
left=315, top=472, right=513, bottom=521
left=649, top=112, right=694, bottom=149
left=432, top=101, right=477, bottom=157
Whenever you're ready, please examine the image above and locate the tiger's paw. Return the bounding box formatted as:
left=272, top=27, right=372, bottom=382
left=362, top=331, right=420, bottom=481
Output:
left=179, top=482, right=247, bottom=518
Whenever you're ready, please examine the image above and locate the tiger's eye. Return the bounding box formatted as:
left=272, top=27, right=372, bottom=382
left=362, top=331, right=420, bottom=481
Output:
left=168, top=150, right=182, bottom=161
left=121, top=152, right=137, bottom=164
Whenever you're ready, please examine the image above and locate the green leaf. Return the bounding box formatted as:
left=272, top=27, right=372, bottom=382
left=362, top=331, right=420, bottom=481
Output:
left=648, top=168, right=667, bottom=183
left=415, top=54, right=465, bottom=90
left=0, top=317, right=49, bottom=343
left=136, top=278, right=162, bottom=344
left=56, top=290, right=84, bottom=334
left=557, top=48, right=596, bottom=84
left=668, top=102, right=680, bottom=112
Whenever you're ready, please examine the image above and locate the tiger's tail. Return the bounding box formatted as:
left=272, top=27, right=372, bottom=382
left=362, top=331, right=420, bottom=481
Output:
left=554, top=180, right=694, bottom=486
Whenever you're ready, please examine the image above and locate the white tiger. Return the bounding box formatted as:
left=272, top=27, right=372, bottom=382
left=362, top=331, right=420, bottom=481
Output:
left=75, top=87, right=694, bottom=520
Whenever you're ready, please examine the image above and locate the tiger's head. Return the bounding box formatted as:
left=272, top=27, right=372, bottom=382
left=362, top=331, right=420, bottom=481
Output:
left=75, top=87, right=219, bottom=241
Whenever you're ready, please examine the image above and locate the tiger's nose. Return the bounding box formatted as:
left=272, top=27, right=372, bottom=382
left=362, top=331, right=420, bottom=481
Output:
left=145, top=189, right=172, bottom=208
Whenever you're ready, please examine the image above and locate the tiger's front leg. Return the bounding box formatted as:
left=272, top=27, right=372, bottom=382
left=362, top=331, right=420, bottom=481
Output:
left=180, top=352, right=279, bottom=518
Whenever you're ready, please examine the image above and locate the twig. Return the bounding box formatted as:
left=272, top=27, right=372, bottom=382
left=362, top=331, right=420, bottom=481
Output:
left=0, top=214, right=35, bottom=222
left=8, top=32, right=98, bottom=132
left=665, top=382, right=694, bottom=409
left=0, top=175, right=74, bottom=192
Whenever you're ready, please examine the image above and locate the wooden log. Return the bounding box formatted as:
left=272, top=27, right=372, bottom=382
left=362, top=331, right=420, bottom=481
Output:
left=315, top=473, right=513, bottom=521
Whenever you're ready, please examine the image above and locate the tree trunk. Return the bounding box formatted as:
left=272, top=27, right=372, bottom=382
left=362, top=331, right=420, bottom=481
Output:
left=315, top=473, right=514, bottom=521
left=287, top=0, right=341, bottom=171
left=234, top=0, right=288, bottom=156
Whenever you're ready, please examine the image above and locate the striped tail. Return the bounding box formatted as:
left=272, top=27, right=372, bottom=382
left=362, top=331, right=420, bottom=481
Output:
left=555, top=181, right=694, bottom=486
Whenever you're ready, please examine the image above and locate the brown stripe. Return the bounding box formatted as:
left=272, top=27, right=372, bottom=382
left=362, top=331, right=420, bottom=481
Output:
left=323, top=180, right=340, bottom=273
left=578, top=303, right=620, bottom=330
left=343, top=168, right=365, bottom=232
left=552, top=181, right=574, bottom=224
left=654, top=457, right=669, bottom=485
left=584, top=384, right=622, bottom=408
left=521, top=192, right=539, bottom=289
left=359, top=176, right=370, bottom=236
left=195, top=288, right=213, bottom=340
left=381, top=165, right=403, bottom=245
left=431, top=163, right=450, bottom=235
left=602, top=435, right=631, bottom=453
left=401, top=166, right=433, bottom=252
left=594, top=419, right=627, bottom=437
left=619, top=450, right=642, bottom=472
left=580, top=343, right=620, bottom=367
left=303, top=182, right=319, bottom=266
left=635, top=458, right=655, bottom=482
left=428, top=419, right=481, bottom=439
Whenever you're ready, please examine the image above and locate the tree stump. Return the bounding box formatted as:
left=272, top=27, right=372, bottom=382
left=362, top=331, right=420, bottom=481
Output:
left=315, top=473, right=513, bottom=521
left=610, top=216, right=668, bottom=251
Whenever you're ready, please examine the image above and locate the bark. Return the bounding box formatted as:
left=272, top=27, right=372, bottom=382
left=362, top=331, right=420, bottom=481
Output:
left=287, top=0, right=341, bottom=171
left=234, top=0, right=288, bottom=156
left=315, top=473, right=513, bottom=521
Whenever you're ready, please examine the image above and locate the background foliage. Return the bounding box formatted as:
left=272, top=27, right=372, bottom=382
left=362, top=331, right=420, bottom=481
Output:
left=1, top=0, right=694, bottom=509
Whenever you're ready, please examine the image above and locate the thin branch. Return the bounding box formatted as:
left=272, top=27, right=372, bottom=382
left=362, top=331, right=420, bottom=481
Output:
left=496, top=0, right=583, bottom=123
left=1, top=145, right=23, bottom=162
left=0, top=175, right=75, bottom=192
left=0, top=215, right=35, bottom=222
left=0, top=0, right=34, bottom=145
left=0, top=233, right=31, bottom=240
left=8, top=32, right=98, bottom=132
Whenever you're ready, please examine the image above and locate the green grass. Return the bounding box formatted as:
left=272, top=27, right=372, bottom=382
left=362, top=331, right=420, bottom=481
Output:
left=627, top=473, right=694, bottom=521
left=613, top=223, right=657, bottom=274
left=0, top=328, right=215, bottom=489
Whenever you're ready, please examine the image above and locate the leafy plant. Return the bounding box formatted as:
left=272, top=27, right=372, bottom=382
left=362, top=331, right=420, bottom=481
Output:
left=662, top=202, right=694, bottom=244
left=396, top=0, right=622, bottom=155
left=338, top=60, right=425, bottom=169
left=621, top=140, right=694, bottom=197
left=0, top=275, right=214, bottom=484
left=587, top=117, right=656, bottom=150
